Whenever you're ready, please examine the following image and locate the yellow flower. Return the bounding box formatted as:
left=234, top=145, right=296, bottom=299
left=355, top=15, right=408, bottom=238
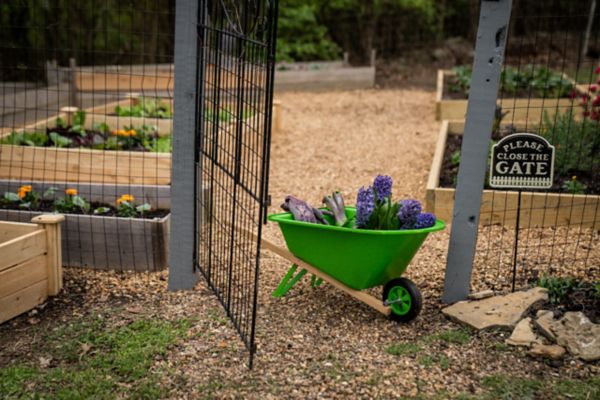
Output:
left=117, top=194, right=135, bottom=205
left=65, top=188, right=78, bottom=196
left=572, top=176, right=577, bottom=181
left=17, top=185, right=32, bottom=199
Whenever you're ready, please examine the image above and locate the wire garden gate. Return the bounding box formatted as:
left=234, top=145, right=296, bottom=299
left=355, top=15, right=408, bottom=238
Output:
left=185, top=0, right=278, bottom=367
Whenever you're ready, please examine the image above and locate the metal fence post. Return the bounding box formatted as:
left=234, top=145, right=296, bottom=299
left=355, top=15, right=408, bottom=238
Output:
left=168, top=0, right=200, bottom=291
left=442, top=0, right=513, bottom=303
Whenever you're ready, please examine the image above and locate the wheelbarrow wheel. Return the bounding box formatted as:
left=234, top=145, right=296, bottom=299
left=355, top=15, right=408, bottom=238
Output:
left=382, top=278, right=422, bottom=323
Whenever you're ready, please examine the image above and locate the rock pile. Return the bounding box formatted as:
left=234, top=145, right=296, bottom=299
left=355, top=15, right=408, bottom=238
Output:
left=442, top=287, right=600, bottom=362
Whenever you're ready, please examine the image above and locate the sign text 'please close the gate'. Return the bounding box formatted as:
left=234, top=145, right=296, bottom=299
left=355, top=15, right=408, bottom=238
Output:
left=489, top=133, right=555, bottom=189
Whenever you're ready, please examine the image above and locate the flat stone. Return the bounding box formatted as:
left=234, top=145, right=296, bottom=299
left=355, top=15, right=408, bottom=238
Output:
left=468, top=290, right=495, bottom=300
left=529, top=344, right=566, bottom=360
left=442, top=287, right=548, bottom=330
left=552, top=312, right=600, bottom=362
left=506, top=318, right=540, bottom=347
left=534, top=310, right=556, bottom=341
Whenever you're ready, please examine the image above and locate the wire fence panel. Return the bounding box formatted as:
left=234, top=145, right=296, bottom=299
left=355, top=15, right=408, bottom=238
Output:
left=196, top=0, right=278, bottom=367
left=0, top=1, right=175, bottom=272
left=445, top=1, right=600, bottom=292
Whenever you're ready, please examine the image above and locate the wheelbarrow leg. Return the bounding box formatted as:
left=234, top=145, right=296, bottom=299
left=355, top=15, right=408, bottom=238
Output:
left=272, top=264, right=307, bottom=298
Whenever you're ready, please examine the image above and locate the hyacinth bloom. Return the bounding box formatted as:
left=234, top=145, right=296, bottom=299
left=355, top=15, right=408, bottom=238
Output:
left=17, top=185, right=32, bottom=199
left=65, top=188, right=78, bottom=196
left=398, top=199, right=422, bottom=228
left=373, top=175, right=393, bottom=201
left=414, top=212, right=436, bottom=229
left=355, top=186, right=375, bottom=228
left=117, top=194, right=135, bottom=205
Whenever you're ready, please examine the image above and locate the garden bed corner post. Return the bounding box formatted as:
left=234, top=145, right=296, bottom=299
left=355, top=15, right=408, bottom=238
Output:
left=442, top=0, right=513, bottom=303
left=168, top=0, right=201, bottom=291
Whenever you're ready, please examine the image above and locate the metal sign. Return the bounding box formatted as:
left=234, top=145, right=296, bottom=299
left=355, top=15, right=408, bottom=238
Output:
left=489, top=133, right=555, bottom=189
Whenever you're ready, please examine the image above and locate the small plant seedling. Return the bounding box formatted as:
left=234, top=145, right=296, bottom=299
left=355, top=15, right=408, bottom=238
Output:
left=537, top=275, right=580, bottom=305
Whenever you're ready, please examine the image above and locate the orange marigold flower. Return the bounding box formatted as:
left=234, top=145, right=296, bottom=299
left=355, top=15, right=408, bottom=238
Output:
left=112, top=129, right=136, bottom=137
left=117, top=194, right=135, bottom=204
left=17, top=185, right=32, bottom=199
left=65, top=188, right=78, bottom=196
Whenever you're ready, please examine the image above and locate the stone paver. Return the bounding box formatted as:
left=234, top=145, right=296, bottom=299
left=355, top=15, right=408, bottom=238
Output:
left=442, top=287, right=548, bottom=330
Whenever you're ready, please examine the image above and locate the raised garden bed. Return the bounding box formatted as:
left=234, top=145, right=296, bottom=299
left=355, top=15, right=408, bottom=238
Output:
left=0, top=215, right=64, bottom=324
left=426, top=120, right=600, bottom=228
left=435, top=68, right=579, bottom=121
left=0, top=183, right=171, bottom=271
left=274, top=58, right=375, bottom=91
left=0, top=108, right=172, bottom=185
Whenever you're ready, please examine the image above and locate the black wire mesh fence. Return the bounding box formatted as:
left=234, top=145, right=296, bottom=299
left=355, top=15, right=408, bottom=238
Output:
left=195, top=0, right=278, bottom=367
left=0, top=1, right=175, bottom=272
left=437, top=1, right=600, bottom=292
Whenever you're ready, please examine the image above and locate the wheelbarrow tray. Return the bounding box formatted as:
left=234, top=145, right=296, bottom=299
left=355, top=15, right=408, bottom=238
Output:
left=267, top=208, right=445, bottom=290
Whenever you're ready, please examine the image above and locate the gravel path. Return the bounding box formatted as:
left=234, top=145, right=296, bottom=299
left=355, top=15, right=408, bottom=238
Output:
left=1, top=88, right=598, bottom=399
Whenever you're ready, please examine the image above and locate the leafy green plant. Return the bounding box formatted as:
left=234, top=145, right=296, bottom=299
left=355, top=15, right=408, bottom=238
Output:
left=540, top=109, right=599, bottom=178
left=114, top=98, right=172, bottom=119
left=537, top=275, right=580, bottom=305
left=449, top=65, right=471, bottom=96
left=450, top=65, right=574, bottom=99
left=0, top=131, right=48, bottom=146
left=116, top=194, right=151, bottom=218
left=562, top=176, right=587, bottom=194
left=53, top=188, right=90, bottom=214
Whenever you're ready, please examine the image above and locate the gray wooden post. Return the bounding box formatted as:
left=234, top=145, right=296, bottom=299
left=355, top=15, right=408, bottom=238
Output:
left=442, top=0, right=513, bottom=303
left=168, top=0, right=200, bottom=291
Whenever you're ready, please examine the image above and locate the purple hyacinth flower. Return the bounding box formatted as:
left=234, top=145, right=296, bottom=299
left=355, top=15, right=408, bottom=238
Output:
left=414, top=212, right=436, bottom=229
left=373, top=175, right=393, bottom=201
left=398, top=199, right=422, bottom=229
left=356, top=186, right=375, bottom=228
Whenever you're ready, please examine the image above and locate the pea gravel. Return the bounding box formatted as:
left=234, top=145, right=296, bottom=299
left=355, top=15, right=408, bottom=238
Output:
left=0, top=88, right=597, bottom=399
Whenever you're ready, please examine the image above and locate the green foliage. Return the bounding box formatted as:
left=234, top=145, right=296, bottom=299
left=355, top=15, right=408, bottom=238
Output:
left=562, top=176, right=587, bottom=194
left=49, top=131, right=72, bottom=147
left=53, top=193, right=91, bottom=214
left=114, top=98, right=172, bottom=119
left=449, top=66, right=472, bottom=96
left=369, top=198, right=401, bottom=230
left=594, top=282, right=600, bottom=298
left=385, top=342, right=421, bottom=356
left=0, top=131, right=49, bottom=147
left=450, top=65, right=574, bottom=99
left=540, top=109, right=599, bottom=177
left=537, top=275, right=580, bottom=305
left=0, top=317, right=190, bottom=399
left=277, top=1, right=341, bottom=62
left=480, top=375, right=600, bottom=400
left=117, top=201, right=151, bottom=218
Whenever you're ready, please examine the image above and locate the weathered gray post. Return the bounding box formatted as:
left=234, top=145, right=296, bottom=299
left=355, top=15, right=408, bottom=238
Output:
left=169, top=0, right=200, bottom=291
left=442, top=0, right=513, bottom=303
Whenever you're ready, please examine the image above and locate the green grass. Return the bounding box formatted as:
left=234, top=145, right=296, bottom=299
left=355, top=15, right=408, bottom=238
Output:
left=385, top=342, right=422, bottom=356
left=422, top=328, right=472, bottom=345
left=477, top=375, right=600, bottom=400
left=0, top=316, right=191, bottom=399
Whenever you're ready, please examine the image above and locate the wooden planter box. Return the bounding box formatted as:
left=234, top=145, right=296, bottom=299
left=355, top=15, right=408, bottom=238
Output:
left=0, top=215, right=64, bottom=324
left=275, top=59, right=375, bottom=91
left=0, top=210, right=170, bottom=272
left=0, top=144, right=171, bottom=185
left=426, top=120, right=600, bottom=228
left=435, top=70, right=579, bottom=121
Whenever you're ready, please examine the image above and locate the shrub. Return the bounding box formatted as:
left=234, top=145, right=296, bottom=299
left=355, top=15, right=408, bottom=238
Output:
left=537, top=275, right=580, bottom=305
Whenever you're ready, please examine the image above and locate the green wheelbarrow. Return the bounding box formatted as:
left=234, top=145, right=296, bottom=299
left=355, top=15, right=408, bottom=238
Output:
left=265, top=207, right=445, bottom=322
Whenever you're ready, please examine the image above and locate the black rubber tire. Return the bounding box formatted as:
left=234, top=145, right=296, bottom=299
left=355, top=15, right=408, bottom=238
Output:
left=382, top=277, right=423, bottom=323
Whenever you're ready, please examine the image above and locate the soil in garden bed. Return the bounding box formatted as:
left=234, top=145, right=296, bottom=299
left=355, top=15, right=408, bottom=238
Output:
left=47, top=126, right=160, bottom=152
left=527, top=281, right=600, bottom=324
left=0, top=200, right=169, bottom=219
left=439, top=130, right=600, bottom=195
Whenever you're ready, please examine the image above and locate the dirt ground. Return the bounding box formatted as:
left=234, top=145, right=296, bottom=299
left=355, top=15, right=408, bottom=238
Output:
left=1, top=88, right=598, bottom=399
